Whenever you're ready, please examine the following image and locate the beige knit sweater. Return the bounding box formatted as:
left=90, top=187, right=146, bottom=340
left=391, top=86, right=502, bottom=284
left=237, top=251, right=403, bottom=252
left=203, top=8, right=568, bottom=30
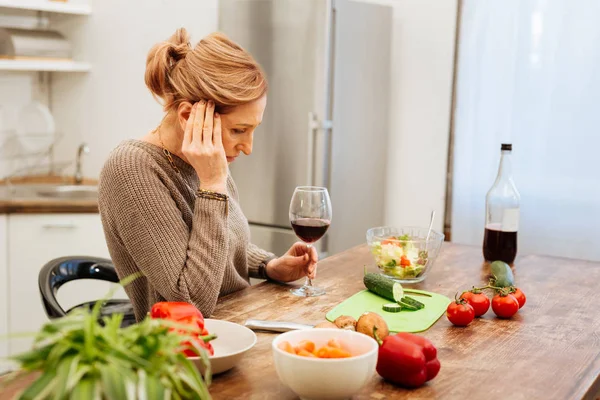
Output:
left=98, top=139, right=275, bottom=321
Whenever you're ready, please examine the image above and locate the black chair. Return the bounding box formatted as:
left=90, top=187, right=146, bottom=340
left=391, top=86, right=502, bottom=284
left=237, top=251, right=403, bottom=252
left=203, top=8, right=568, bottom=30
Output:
left=38, top=256, right=136, bottom=327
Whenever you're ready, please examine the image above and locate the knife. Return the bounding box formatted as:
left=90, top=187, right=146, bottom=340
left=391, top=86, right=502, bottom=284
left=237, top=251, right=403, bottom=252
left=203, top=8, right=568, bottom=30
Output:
left=244, top=319, right=314, bottom=333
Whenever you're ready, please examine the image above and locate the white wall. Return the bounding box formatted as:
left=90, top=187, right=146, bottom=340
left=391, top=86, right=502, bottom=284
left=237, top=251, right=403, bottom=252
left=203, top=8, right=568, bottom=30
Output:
left=50, top=0, right=219, bottom=178
left=361, top=0, right=458, bottom=234
left=451, top=0, right=600, bottom=261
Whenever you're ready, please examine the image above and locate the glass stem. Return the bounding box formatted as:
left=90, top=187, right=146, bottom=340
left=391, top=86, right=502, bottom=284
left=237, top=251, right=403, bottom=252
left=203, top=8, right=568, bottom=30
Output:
left=305, top=243, right=313, bottom=287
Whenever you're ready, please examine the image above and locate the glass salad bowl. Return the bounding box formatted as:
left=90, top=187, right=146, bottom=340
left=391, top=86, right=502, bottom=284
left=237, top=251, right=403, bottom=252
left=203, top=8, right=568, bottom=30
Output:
left=366, top=226, right=445, bottom=283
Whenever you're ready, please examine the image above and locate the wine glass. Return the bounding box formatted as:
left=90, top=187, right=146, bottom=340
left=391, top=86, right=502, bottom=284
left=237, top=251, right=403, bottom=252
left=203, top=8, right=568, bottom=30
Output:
left=289, top=186, right=332, bottom=297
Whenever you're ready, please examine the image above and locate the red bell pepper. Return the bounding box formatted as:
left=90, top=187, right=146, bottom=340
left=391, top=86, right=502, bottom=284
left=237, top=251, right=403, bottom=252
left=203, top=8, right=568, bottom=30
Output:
left=374, top=328, right=440, bottom=388
left=150, top=302, right=215, bottom=356
left=182, top=334, right=216, bottom=357
left=150, top=302, right=205, bottom=328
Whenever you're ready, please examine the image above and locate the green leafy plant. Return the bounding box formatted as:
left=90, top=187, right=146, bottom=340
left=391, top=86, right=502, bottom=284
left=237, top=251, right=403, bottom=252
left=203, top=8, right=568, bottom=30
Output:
left=1, top=275, right=213, bottom=400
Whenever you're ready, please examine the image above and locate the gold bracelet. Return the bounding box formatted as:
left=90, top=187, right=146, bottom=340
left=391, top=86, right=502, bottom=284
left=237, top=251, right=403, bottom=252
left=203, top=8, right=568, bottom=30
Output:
left=197, top=189, right=228, bottom=202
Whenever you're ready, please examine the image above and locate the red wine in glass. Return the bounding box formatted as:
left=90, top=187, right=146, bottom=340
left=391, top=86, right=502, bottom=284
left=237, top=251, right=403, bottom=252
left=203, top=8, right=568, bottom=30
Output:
left=289, top=186, right=332, bottom=297
left=291, top=218, right=330, bottom=243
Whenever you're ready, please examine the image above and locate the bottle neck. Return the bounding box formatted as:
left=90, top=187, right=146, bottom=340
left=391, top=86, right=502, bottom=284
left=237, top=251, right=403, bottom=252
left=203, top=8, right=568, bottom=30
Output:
left=495, top=150, right=513, bottom=183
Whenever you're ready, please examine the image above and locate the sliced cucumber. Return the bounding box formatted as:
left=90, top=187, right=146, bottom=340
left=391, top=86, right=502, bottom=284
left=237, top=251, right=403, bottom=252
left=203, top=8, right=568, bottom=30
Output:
left=382, top=303, right=402, bottom=313
left=364, top=272, right=404, bottom=302
left=400, top=296, right=425, bottom=310
left=392, top=283, right=405, bottom=302
left=397, top=299, right=419, bottom=311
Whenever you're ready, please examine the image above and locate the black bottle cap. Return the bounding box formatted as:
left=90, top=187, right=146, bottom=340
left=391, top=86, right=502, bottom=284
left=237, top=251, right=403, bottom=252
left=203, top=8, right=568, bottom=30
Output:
left=501, top=143, right=512, bottom=151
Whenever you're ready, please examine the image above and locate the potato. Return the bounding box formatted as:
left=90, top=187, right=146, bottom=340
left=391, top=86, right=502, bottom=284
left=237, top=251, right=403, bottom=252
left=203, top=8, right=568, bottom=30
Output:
left=314, top=321, right=338, bottom=329
left=356, top=312, right=389, bottom=340
left=333, top=315, right=357, bottom=331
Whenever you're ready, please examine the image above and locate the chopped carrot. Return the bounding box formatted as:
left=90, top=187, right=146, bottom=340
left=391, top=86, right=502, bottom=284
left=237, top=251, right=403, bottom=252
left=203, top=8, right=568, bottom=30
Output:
left=295, top=340, right=316, bottom=354
left=296, top=349, right=317, bottom=357
left=315, top=345, right=352, bottom=358
left=278, top=341, right=295, bottom=354
left=283, top=339, right=353, bottom=359
left=328, top=347, right=351, bottom=358
left=400, top=255, right=412, bottom=266
left=314, top=346, right=335, bottom=358
left=315, top=346, right=332, bottom=358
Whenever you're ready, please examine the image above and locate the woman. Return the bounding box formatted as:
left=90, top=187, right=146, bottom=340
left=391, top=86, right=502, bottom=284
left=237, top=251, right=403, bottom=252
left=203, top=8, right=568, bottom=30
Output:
left=98, top=28, right=317, bottom=321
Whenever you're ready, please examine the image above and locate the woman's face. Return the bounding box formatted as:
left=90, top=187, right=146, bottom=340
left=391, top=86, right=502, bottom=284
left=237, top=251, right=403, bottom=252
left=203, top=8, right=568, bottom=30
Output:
left=220, top=96, right=267, bottom=163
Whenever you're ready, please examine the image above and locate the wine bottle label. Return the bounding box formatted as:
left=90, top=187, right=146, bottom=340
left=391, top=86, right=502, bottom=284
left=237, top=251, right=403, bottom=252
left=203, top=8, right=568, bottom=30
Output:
left=501, top=209, right=519, bottom=232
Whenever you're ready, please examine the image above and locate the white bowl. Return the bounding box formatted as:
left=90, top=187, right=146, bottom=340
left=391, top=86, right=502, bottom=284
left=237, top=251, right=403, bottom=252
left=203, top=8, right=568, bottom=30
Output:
left=189, top=319, right=257, bottom=375
left=272, top=328, right=379, bottom=400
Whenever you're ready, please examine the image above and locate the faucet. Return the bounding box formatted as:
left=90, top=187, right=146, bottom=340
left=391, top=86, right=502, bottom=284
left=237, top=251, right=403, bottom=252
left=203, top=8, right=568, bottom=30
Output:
left=75, top=143, right=90, bottom=184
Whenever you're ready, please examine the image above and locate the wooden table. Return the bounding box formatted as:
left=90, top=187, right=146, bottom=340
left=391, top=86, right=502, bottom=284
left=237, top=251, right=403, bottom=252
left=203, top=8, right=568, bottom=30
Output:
left=3, top=243, right=600, bottom=399
left=208, top=243, right=600, bottom=400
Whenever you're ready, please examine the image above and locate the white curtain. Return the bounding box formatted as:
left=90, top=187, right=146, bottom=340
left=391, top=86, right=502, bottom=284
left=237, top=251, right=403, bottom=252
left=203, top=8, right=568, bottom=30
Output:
left=451, top=0, right=600, bottom=261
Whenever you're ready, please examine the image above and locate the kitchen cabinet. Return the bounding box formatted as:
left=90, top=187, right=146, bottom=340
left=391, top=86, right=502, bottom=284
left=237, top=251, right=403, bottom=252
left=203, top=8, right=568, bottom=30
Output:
left=6, top=213, right=126, bottom=357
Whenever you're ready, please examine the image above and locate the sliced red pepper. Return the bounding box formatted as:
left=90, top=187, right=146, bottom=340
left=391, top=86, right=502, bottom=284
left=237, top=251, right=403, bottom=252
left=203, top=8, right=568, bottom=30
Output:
left=150, top=302, right=205, bottom=329
left=400, top=255, right=412, bottom=267
left=182, top=339, right=215, bottom=357
left=150, top=302, right=215, bottom=357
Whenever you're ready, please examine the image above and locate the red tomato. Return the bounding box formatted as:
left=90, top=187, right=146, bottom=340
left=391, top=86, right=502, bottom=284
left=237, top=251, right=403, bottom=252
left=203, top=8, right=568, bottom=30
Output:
left=446, top=301, right=475, bottom=326
left=492, top=293, right=520, bottom=318
left=400, top=255, right=412, bottom=267
left=510, top=288, right=526, bottom=309
left=460, top=291, right=490, bottom=317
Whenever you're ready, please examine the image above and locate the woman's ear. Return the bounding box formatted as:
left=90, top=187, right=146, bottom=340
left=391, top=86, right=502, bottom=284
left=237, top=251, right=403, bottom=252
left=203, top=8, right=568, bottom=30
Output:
left=177, top=102, right=194, bottom=131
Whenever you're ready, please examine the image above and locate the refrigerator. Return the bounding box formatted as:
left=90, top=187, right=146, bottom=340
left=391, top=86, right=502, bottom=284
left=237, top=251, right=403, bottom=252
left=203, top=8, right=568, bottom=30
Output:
left=218, top=0, right=392, bottom=257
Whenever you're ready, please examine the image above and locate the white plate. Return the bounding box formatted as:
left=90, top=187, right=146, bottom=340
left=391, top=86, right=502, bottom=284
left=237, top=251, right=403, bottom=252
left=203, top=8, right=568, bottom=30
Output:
left=189, top=318, right=257, bottom=375
left=16, top=101, right=55, bottom=152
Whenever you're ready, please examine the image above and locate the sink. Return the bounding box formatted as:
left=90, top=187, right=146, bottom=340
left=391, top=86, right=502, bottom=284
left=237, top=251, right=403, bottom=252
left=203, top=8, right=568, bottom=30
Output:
left=36, top=185, right=98, bottom=200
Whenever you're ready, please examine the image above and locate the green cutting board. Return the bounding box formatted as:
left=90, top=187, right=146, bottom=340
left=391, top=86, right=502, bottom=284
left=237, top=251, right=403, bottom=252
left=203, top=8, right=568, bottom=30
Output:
left=326, top=289, right=451, bottom=333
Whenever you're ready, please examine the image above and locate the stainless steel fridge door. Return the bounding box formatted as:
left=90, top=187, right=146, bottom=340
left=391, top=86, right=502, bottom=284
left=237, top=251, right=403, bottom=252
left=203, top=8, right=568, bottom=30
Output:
left=248, top=224, right=298, bottom=261
left=324, top=0, right=393, bottom=255
left=218, top=0, right=330, bottom=231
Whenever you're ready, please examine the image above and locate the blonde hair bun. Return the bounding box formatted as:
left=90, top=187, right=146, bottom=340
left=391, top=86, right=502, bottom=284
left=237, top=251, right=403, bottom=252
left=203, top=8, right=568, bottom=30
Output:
left=145, top=28, right=267, bottom=112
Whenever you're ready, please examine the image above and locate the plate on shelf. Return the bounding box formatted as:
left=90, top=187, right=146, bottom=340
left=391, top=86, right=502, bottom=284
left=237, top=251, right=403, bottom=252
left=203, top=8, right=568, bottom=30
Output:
left=16, top=101, right=55, bottom=152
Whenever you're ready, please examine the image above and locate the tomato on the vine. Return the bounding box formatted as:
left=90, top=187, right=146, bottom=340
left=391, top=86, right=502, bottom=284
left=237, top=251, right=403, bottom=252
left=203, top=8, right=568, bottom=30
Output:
left=446, top=300, right=475, bottom=326
left=510, top=288, right=526, bottom=309
left=460, top=291, right=490, bottom=317
left=492, top=293, right=519, bottom=318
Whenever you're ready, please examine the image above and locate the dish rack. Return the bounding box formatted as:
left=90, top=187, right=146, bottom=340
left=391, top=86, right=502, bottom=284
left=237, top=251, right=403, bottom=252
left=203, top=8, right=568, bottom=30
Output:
left=0, top=128, right=72, bottom=181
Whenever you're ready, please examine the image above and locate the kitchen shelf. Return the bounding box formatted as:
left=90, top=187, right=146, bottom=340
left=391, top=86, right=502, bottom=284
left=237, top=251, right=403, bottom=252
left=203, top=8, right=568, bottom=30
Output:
left=0, top=59, right=90, bottom=72
left=0, top=0, right=91, bottom=15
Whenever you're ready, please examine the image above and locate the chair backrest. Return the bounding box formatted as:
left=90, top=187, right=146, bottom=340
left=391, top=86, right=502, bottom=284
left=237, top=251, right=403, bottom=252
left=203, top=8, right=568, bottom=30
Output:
left=38, top=256, right=118, bottom=319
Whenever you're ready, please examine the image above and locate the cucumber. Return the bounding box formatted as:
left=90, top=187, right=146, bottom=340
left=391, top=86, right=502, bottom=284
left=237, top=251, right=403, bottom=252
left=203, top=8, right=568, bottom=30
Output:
left=364, top=272, right=404, bottom=302
left=490, top=261, right=515, bottom=287
left=400, top=296, right=425, bottom=310
left=382, top=303, right=402, bottom=313
left=397, top=299, right=419, bottom=311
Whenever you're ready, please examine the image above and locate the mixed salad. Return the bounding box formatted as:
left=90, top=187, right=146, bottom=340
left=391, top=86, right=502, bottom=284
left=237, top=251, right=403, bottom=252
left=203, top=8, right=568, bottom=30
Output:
left=369, top=234, right=429, bottom=279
